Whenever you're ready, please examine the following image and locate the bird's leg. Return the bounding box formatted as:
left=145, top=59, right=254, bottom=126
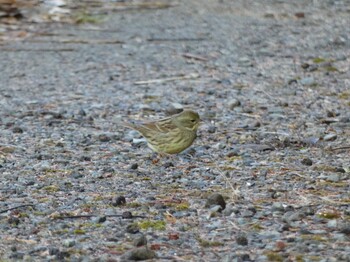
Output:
left=151, top=152, right=161, bottom=164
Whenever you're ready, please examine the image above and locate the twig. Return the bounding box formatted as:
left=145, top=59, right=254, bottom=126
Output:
left=205, top=155, right=242, bottom=202
left=182, top=53, right=208, bottom=61
left=0, top=204, right=35, bottom=214
left=0, top=48, right=75, bottom=52
left=135, top=73, right=199, bottom=85
left=55, top=214, right=147, bottom=219
left=147, top=38, right=206, bottom=42
left=0, top=143, right=27, bottom=151
left=329, top=146, right=350, bottom=151
left=24, top=39, right=124, bottom=44
left=99, top=1, right=177, bottom=11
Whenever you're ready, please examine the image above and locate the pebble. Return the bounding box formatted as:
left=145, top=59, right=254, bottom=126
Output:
left=327, top=219, right=338, bottom=228
left=228, top=98, right=241, bottom=109
left=99, top=134, right=111, bottom=142
left=340, top=224, right=350, bottom=235
left=241, top=210, right=255, bottom=218
left=112, top=196, right=126, bottom=206
left=283, top=211, right=305, bottom=223
left=207, top=125, right=217, bottom=133
left=301, top=157, right=313, bottom=166
left=236, top=234, right=248, bottom=245
left=71, top=173, right=84, bottom=179
left=94, top=216, right=107, bottom=223
left=48, top=247, right=60, bottom=256
left=63, top=239, right=75, bottom=247
left=323, top=133, right=337, bottom=141
left=130, top=163, right=138, bottom=170
left=237, top=57, right=252, bottom=67
left=166, top=103, right=184, bottom=115
left=271, top=202, right=285, bottom=212
left=210, top=205, right=223, bottom=213
left=122, top=211, right=133, bottom=219
left=223, top=205, right=235, bottom=216
left=205, top=193, right=226, bottom=211
left=335, top=167, right=346, bottom=173
left=133, top=234, right=147, bottom=247
left=12, top=126, right=23, bottom=133
left=326, top=174, right=340, bottom=182
left=126, top=224, right=140, bottom=234
left=163, top=162, right=174, bottom=168
left=300, top=77, right=315, bottom=86
left=121, top=247, right=156, bottom=261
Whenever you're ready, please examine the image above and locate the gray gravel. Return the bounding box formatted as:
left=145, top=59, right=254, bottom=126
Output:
left=1, top=0, right=350, bottom=261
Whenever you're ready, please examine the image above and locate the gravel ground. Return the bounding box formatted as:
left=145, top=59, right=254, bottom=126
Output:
left=1, top=0, right=350, bottom=261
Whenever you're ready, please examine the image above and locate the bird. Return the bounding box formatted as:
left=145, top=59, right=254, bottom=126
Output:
left=124, top=110, right=200, bottom=154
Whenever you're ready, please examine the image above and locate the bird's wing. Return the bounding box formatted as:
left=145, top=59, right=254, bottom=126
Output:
left=141, top=118, right=174, bottom=133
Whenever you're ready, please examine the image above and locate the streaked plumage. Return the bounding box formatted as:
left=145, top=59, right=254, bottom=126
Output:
left=125, top=110, right=200, bottom=154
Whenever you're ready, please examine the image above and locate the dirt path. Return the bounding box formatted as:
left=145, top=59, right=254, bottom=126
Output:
left=0, top=0, right=349, bottom=260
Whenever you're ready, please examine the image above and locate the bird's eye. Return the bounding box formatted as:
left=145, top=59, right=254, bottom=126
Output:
left=190, top=119, right=196, bottom=122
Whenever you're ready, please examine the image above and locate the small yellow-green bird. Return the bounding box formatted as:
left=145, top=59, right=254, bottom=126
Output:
left=125, top=110, right=200, bottom=154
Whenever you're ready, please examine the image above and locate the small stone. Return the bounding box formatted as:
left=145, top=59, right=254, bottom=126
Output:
left=300, top=77, right=315, bottom=86
left=283, top=211, right=305, bottom=223
left=212, top=142, right=226, bottom=150
left=63, top=239, right=75, bottom=248
left=236, top=234, right=248, bottom=245
left=301, top=158, right=313, bottom=166
left=130, top=163, right=138, bottom=170
left=12, top=126, right=23, bottom=133
left=247, top=206, right=257, bottom=214
left=207, top=125, right=216, bottom=133
left=301, top=63, right=310, bottom=69
left=112, top=196, right=126, bottom=206
left=205, top=193, right=226, bottom=211
left=226, top=150, right=239, bottom=158
left=299, top=206, right=315, bottom=216
left=340, top=224, right=350, bottom=235
left=94, top=216, right=107, bottom=223
left=324, top=133, right=337, bottom=141
left=99, top=134, right=111, bottom=142
left=327, top=219, right=338, bottom=228
left=78, top=108, right=86, bottom=116
left=9, top=252, right=24, bottom=259
left=56, top=251, right=70, bottom=259
left=237, top=57, right=252, bottom=67
left=239, top=254, right=251, bottom=261
left=279, top=224, right=290, bottom=232
left=241, top=210, right=255, bottom=217
left=210, top=205, right=223, bottom=213
left=122, top=211, right=133, bottom=219
left=295, top=12, right=305, bottom=18
left=163, top=162, right=174, bottom=168
left=339, top=115, right=350, bottom=123
left=103, top=167, right=115, bottom=173
left=80, top=156, right=91, bottom=161
left=121, top=247, right=156, bottom=261
left=133, top=234, right=147, bottom=247
left=8, top=217, right=20, bottom=225
left=223, top=204, right=235, bottom=216
left=228, top=98, right=241, bottom=109
left=71, top=173, right=84, bottom=179
left=335, top=167, right=346, bottom=173
left=166, top=103, right=184, bottom=116
left=48, top=247, right=60, bottom=256
left=326, top=174, right=340, bottom=182
left=271, top=202, right=285, bottom=212
left=327, top=110, right=337, bottom=118
left=126, top=223, right=140, bottom=234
